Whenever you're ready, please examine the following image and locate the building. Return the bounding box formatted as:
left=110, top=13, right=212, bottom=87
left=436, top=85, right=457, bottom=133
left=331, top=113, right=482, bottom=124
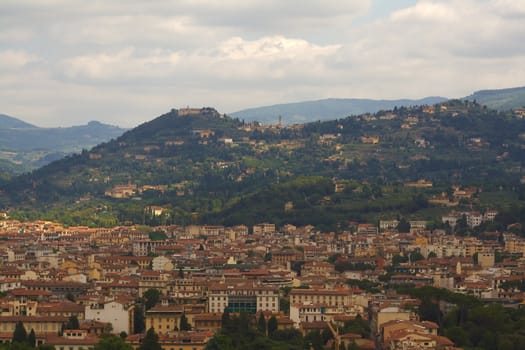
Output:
left=84, top=300, right=134, bottom=335
left=289, top=288, right=353, bottom=308
left=207, top=283, right=279, bottom=314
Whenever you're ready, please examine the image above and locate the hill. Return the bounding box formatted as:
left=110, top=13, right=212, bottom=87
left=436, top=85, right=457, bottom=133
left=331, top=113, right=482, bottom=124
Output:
left=229, top=96, right=448, bottom=124
left=0, top=114, right=35, bottom=129
left=463, top=85, right=525, bottom=110
left=0, top=117, right=126, bottom=174
left=1, top=101, right=524, bottom=229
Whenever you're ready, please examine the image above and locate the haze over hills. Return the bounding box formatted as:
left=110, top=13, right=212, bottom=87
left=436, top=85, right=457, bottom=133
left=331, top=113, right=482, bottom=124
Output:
left=0, top=114, right=127, bottom=173
left=463, top=86, right=525, bottom=111
left=1, top=101, right=524, bottom=229
left=230, top=86, right=525, bottom=125
left=0, top=114, right=35, bottom=129
left=230, top=97, right=448, bottom=124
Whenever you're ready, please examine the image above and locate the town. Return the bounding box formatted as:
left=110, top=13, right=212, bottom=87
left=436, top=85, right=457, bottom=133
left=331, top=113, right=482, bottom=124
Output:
left=0, top=203, right=522, bottom=350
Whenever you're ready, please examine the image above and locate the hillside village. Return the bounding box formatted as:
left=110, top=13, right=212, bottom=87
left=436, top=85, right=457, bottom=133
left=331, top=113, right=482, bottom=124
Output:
left=0, top=206, right=524, bottom=350
left=4, top=101, right=524, bottom=232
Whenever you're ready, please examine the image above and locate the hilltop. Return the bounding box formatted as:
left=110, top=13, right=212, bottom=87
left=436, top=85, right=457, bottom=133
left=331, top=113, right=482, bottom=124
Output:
left=463, top=85, right=525, bottom=110
left=1, top=102, right=524, bottom=229
left=0, top=114, right=36, bottom=129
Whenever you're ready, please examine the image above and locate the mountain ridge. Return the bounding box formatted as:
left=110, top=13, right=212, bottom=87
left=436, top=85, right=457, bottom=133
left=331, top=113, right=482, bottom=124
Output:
left=0, top=115, right=127, bottom=173
left=0, top=114, right=36, bottom=129
left=463, top=85, right=525, bottom=110
left=230, top=96, right=448, bottom=124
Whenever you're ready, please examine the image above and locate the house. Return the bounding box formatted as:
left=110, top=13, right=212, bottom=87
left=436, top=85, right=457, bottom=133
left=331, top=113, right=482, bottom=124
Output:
left=253, top=223, right=276, bottom=234
left=145, top=304, right=185, bottom=334
left=289, top=288, right=353, bottom=308
left=381, top=319, right=438, bottom=343
left=404, top=180, right=433, bottom=188
left=45, top=329, right=99, bottom=350
left=127, top=330, right=213, bottom=350
left=360, top=136, right=380, bottom=144
left=104, top=184, right=137, bottom=198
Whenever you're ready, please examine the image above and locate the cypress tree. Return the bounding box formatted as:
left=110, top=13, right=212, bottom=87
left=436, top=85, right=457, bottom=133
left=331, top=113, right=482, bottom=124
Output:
left=28, top=329, right=36, bottom=347
left=257, top=313, right=267, bottom=335
left=179, top=313, right=191, bottom=331
left=138, top=327, right=162, bottom=350
left=12, top=321, right=27, bottom=343
left=267, top=316, right=278, bottom=336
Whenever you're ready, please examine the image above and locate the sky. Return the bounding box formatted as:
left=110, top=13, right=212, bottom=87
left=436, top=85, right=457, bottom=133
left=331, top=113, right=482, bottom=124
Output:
left=1, top=0, right=524, bottom=128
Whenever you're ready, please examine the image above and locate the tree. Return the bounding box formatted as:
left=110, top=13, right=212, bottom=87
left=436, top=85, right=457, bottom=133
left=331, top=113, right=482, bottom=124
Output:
left=143, top=288, right=161, bottom=310
left=9, top=343, right=34, bottom=350
left=28, top=329, right=36, bottom=347
left=348, top=340, right=359, bottom=350
left=94, top=335, right=133, bottom=350
left=179, top=313, right=191, bottom=331
left=321, top=327, right=333, bottom=344
left=396, top=218, right=411, bottom=233
left=267, top=316, right=278, bottom=336
left=392, top=254, right=408, bottom=267
left=221, top=308, right=232, bottom=333
left=133, top=305, right=145, bottom=334
left=409, top=251, right=425, bottom=262
left=12, top=321, right=27, bottom=343
left=304, top=330, right=323, bottom=350
left=37, top=345, right=57, bottom=350
left=138, top=328, right=162, bottom=350
left=65, top=315, right=80, bottom=329
left=279, top=298, right=290, bottom=315
left=205, top=334, right=234, bottom=350
left=257, top=313, right=267, bottom=335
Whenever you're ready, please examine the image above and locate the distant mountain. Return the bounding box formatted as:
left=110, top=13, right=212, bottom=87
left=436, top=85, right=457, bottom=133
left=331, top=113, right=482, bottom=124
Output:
left=0, top=114, right=35, bottom=129
left=0, top=116, right=126, bottom=174
left=230, top=96, right=448, bottom=124
left=463, top=86, right=525, bottom=110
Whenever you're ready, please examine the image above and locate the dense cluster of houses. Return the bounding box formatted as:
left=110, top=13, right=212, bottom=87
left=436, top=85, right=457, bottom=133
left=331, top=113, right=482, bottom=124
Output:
left=0, top=210, right=524, bottom=350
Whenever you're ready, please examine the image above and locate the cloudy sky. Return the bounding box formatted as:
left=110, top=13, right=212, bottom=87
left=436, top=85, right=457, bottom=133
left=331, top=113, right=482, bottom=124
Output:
left=1, top=0, right=524, bottom=127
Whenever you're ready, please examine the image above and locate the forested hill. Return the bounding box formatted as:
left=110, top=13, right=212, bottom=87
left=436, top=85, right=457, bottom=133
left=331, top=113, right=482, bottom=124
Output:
left=1, top=101, right=525, bottom=229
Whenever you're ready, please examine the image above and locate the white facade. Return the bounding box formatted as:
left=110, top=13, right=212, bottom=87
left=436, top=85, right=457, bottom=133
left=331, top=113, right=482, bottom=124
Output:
left=207, top=285, right=279, bottom=314
left=290, top=303, right=328, bottom=327
left=85, top=301, right=132, bottom=335
left=152, top=256, right=174, bottom=271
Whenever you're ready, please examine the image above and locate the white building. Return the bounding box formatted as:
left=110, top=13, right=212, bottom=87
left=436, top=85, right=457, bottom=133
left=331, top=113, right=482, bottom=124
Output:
left=84, top=300, right=134, bottom=335
left=207, top=284, right=279, bottom=314
left=151, top=256, right=174, bottom=272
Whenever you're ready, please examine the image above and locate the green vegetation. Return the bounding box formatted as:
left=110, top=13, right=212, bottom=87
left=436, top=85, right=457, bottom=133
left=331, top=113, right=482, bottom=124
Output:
left=205, top=312, right=304, bottom=350
left=394, top=286, right=525, bottom=350
left=1, top=102, right=525, bottom=232
left=143, top=288, right=161, bottom=310
left=138, top=328, right=162, bottom=350
left=94, top=335, right=133, bottom=350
